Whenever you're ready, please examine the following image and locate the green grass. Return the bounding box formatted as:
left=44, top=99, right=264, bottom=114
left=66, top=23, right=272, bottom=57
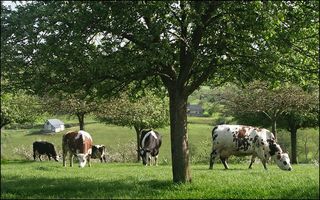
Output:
left=1, top=120, right=212, bottom=164
left=1, top=161, right=319, bottom=199
left=1, top=118, right=319, bottom=199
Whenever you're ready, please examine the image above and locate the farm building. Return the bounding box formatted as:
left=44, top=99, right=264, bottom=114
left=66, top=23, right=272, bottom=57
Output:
left=187, top=104, right=204, bottom=117
left=43, top=119, right=65, bottom=133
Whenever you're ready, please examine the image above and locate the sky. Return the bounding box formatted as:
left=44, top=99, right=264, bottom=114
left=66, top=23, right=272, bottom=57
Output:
left=2, top=1, right=26, bottom=10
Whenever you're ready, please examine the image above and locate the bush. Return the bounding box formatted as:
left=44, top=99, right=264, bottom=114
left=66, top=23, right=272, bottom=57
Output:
left=13, top=145, right=33, bottom=160
left=106, top=140, right=137, bottom=163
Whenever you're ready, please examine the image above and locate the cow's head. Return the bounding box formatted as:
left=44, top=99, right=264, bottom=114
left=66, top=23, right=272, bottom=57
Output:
left=274, top=152, right=292, bottom=171
left=54, top=155, right=60, bottom=162
left=268, top=141, right=292, bottom=171
left=76, top=153, right=88, bottom=168
left=139, top=148, right=150, bottom=165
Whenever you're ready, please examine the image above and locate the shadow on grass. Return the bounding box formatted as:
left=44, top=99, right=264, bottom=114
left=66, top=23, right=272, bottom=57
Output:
left=1, top=175, right=173, bottom=199
left=1, top=159, right=35, bottom=165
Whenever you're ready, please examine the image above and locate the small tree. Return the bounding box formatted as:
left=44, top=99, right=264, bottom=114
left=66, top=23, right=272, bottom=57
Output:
left=221, top=81, right=319, bottom=164
left=44, top=93, right=99, bottom=130
left=1, top=91, right=42, bottom=129
left=96, top=91, right=169, bottom=161
left=279, top=87, right=319, bottom=164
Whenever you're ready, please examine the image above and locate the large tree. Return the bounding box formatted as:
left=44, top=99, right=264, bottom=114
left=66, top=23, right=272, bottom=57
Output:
left=2, top=1, right=318, bottom=183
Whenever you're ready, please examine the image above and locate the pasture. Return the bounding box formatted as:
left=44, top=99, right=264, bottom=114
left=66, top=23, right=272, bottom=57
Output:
left=1, top=161, right=319, bottom=199
left=1, top=118, right=319, bottom=199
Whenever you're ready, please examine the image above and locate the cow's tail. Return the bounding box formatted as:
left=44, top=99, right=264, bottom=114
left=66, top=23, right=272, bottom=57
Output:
left=62, top=133, right=68, bottom=153
left=211, top=126, right=218, bottom=139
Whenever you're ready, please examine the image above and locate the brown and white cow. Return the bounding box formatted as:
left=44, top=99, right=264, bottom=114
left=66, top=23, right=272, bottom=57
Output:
left=209, top=124, right=292, bottom=171
left=91, top=145, right=107, bottom=163
left=62, top=130, right=93, bottom=168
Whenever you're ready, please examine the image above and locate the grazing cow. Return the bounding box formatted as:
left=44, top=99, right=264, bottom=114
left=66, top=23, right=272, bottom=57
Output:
left=33, top=141, right=59, bottom=162
left=91, top=145, right=107, bottom=163
left=209, top=124, right=292, bottom=171
left=139, top=129, right=162, bottom=166
left=62, top=130, right=93, bottom=168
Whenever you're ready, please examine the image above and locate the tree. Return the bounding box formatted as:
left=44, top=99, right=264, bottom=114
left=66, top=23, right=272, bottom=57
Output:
left=221, top=81, right=307, bottom=139
left=220, top=81, right=319, bottom=164
left=2, top=2, right=318, bottom=183
left=44, top=93, right=99, bottom=130
left=0, top=91, right=42, bottom=129
left=279, top=87, right=319, bottom=164
left=95, top=91, right=169, bottom=161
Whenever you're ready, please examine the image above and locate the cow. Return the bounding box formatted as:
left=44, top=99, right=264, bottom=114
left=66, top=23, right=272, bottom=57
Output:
left=209, top=124, right=292, bottom=171
left=62, top=130, right=93, bottom=168
left=139, top=129, right=162, bottom=166
left=33, top=141, right=59, bottom=162
left=91, top=145, right=107, bottom=163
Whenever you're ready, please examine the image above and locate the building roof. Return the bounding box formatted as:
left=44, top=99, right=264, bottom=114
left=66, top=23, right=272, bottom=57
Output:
left=46, top=119, right=64, bottom=128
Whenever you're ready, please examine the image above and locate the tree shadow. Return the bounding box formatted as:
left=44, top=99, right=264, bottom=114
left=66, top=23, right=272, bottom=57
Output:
left=1, top=175, right=174, bottom=199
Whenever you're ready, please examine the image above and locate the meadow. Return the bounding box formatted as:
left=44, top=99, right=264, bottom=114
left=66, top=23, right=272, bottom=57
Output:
left=1, top=117, right=319, bottom=199
left=1, top=161, right=319, bottom=199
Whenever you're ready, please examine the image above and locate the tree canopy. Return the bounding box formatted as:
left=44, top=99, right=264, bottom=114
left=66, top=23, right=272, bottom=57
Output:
left=0, top=91, right=42, bottom=129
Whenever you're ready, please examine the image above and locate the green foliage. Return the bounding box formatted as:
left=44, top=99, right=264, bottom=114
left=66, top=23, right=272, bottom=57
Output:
left=0, top=91, right=43, bottom=128
left=96, top=91, right=169, bottom=131
left=2, top=1, right=318, bottom=183
left=219, top=81, right=318, bottom=130
left=43, top=93, right=99, bottom=116
left=2, top=2, right=318, bottom=96
left=1, top=161, right=319, bottom=199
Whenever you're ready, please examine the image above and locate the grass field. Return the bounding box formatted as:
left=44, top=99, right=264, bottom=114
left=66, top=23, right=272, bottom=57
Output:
left=0, top=118, right=214, bottom=164
left=1, top=161, right=319, bottom=199
left=1, top=117, right=319, bottom=199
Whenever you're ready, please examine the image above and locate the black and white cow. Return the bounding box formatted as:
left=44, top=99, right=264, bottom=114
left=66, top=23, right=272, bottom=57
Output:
left=33, top=141, right=59, bottom=162
left=139, top=129, right=162, bottom=166
left=91, top=145, right=107, bottom=163
left=209, top=124, right=292, bottom=171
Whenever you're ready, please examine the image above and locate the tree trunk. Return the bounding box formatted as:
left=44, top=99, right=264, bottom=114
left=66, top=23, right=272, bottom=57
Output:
left=304, top=136, right=308, bottom=162
left=290, top=127, right=298, bottom=164
left=134, top=125, right=141, bottom=162
left=168, top=89, right=192, bottom=183
left=77, top=113, right=85, bottom=130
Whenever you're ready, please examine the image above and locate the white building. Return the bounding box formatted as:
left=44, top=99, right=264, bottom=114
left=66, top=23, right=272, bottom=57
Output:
left=43, top=119, right=65, bottom=133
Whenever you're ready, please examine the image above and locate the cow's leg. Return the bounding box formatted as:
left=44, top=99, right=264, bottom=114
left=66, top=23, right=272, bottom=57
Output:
left=102, top=155, right=107, bottom=163
left=249, top=155, right=256, bottom=169
left=47, top=154, right=51, bottom=161
left=69, top=154, right=74, bottom=167
left=33, top=151, right=36, bottom=161
left=87, top=156, right=91, bottom=167
left=220, top=156, right=229, bottom=169
left=100, top=157, right=103, bottom=163
left=63, top=152, right=67, bottom=167
left=262, top=159, right=268, bottom=170
left=155, top=155, right=158, bottom=166
left=209, top=149, right=218, bottom=169
left=39, top=155, right=42, bottom=161
left=148, top=155, right=152, bottom=166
